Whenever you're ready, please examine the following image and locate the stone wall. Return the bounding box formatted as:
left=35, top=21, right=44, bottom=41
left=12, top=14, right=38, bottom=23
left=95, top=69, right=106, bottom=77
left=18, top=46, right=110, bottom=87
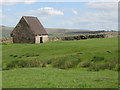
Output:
left=1, top=32, right=119, bottom=44
left=35, top=35, right=48, bottom=44
left=0, top=37, right=13, bottom=43
left=11, top=17, right=35, bottom=43
left=42, top=35, right=48, bottom=42
left=48, top=34, right=105, bottom=41
left=100, top=31, right=119, bottom=38
left=48, top=37, right=63, bottom=41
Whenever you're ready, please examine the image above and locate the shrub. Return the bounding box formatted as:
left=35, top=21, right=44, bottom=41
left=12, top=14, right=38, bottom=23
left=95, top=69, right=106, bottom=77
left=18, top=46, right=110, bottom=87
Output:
left=5, top=60, right=23, bottom=70
left=2, top=43, right=7, bottom=45
left=25, top=53, right=40, bottom=57
left=88, top=62, right=116, bottom=71
left=106, top=51, right=111, bottom=53
left=64, top=61, right=74, bottom=68
left=91, top=56, right=104, bottom=62
left=42, top=62, right=48, bottom=67
left=52, top=59, right=65, bottom=69
left=26, top=60, right=42, bottom=67
left=80, top=61, right=91, bottom=68
left=52, top=57, right=81, bottom=69
left=26, top=55, right=30, bottom=57
left=18, top=56, right=22, bottom=58
left=9, top=54, right=13, bottom=56
left=5, top=60, right=42, bottom=70
left=113, top=64, right=120, bottom=71
left=13, top=55, right=18, bottom=57
left=76, top=52, right=83, bottom=55
left=35, top=54, right=39, bottom=56
left=45, top=60, right=52, bottom=64
left=25, top=53, right=33, bottom=57
left=99, top=63, right=115, bottom=70
left=88, top=64, right=100, bottom=71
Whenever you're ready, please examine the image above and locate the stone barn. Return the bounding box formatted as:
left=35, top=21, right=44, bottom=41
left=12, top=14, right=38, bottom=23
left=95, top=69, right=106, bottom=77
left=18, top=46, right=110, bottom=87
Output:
left=11, top=16, right=48, bottom=44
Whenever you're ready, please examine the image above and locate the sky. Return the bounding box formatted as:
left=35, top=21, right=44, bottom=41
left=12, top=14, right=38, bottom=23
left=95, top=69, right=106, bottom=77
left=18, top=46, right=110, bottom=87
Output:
left=0, top=0, right=119, bottom=30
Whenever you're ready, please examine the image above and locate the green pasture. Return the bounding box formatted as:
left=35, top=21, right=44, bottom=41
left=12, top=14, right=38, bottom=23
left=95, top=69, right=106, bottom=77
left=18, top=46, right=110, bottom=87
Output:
left=2, top=38, right=118, bottom=69
left=2, top=37, right=119, bottom=88
left=2, top=68, right=118, bottom=88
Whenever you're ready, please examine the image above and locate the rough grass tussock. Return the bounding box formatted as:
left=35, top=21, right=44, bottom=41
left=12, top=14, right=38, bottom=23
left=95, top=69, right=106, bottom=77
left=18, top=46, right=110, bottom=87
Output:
left=5, top=60, right=42, bottom=70
left=52, top=56, right=81, bottom=69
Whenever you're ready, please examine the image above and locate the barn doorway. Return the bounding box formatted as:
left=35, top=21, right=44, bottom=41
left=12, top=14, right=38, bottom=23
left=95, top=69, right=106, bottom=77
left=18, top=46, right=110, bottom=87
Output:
left=40, top=37, right=43, bottom=43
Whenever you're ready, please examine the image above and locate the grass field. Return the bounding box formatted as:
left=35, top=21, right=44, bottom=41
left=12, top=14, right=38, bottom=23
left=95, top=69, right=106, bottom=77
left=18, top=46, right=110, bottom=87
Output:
left=2, top=37, right=119, bottom=88
left=2, top=68, right=118, bottom=88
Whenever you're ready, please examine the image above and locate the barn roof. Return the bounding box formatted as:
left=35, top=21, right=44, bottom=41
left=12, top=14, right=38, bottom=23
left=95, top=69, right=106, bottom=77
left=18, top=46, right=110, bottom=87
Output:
left=23, top=16, right=48, bottom=35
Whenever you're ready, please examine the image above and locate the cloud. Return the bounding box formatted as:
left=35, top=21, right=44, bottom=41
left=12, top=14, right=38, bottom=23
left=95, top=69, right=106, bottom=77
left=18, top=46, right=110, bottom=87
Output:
left=58, top=13, right=117, bottom=30
left=23, top=0, right=38, bottom=4
left=0, top=9, right=6, bottom=21
left=0, top=0, right=38, bottom=5
left=0, top=1, right=17, bottom=6
left=86, top=2, right=118, bottom=11
left=73, top=2, right=118, bottom=30
left=14, top=2, right=117, bottom=30
left=17, top=7, right=64, bottom=16
left=78, top=12, right=117, bottom=30
left=0, top=0, right=119, bottom=6
left=53, top=2, right=118, bottom=30
left=72, top=10, right=78, bottom=15
left=1, top=14, right=20, bottom=27
left=89, top=0, right=119, bottom=2
left=38, top=7, right=64, bottom=16
left=1, top=2, right=118, bottom=30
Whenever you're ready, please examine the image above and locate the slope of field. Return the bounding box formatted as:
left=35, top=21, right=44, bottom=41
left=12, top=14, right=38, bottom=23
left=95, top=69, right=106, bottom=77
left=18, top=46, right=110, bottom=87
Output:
left=2, top=38, right=118, bottom=88
left=2, top=38, right=118, bottom=69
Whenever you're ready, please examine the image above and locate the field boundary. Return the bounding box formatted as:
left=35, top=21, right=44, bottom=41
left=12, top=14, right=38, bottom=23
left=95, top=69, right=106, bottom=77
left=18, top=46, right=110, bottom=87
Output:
left=0, top=31, right=119, bottom=43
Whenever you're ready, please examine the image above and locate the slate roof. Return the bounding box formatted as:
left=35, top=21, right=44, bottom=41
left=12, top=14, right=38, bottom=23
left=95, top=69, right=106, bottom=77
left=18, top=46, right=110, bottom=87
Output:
left=23, top=16, right=48, bottom=35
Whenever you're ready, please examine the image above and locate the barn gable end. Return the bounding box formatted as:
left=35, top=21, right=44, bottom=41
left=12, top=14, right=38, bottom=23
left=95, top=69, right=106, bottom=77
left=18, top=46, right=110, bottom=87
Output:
left=11, top=16, right=48, bottom=44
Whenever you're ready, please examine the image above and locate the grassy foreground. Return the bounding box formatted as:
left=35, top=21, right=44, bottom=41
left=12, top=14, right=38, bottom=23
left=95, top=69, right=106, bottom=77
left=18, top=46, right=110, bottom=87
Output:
left=2, top=37, right=119, bottom=88
left=2, top=68, right=118, bottom=88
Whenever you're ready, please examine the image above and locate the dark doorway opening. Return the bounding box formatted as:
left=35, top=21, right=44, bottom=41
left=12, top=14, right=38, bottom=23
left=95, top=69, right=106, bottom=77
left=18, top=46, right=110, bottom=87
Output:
left=40, top=37, right=43, bottom=43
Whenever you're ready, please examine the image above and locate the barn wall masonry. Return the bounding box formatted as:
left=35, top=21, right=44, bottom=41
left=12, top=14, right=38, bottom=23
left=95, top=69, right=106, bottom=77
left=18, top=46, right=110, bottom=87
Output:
left=35, top=35, right=48, bottom=44
left=12, top=17, right=35, bottom=43
left=11, top=16, right=48, bottom=44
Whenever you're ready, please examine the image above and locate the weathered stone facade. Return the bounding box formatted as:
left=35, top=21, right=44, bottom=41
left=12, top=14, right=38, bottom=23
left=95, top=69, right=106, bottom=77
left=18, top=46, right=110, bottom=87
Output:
left=35, top=35, right=48, bottom=44
left=11, top=16, right=48, bottom=44
left=0, top=37, right=13, bottom=43
left=11, top=17, right=35, bottom=43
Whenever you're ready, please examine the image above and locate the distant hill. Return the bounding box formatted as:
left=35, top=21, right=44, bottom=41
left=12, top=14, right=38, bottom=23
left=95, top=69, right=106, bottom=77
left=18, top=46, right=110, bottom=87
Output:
left=0, top=25, right=14, bottom=31
left=0, top=25, right=119, bottom=38
left=45, top=28, right=90, bottom=33
left=0, top=26, right=14, bottom=37
left=0, top=26, right=91, bottom=37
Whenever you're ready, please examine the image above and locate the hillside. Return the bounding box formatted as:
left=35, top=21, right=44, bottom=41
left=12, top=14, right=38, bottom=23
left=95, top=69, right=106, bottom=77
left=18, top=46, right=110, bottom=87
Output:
left=3, top=38, right=118, bottom=70
left=1, top=26, right=119, bottom=38
left=0, top=26, right=90, bottom=37
left=0, top=26, right=14, bottom=37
